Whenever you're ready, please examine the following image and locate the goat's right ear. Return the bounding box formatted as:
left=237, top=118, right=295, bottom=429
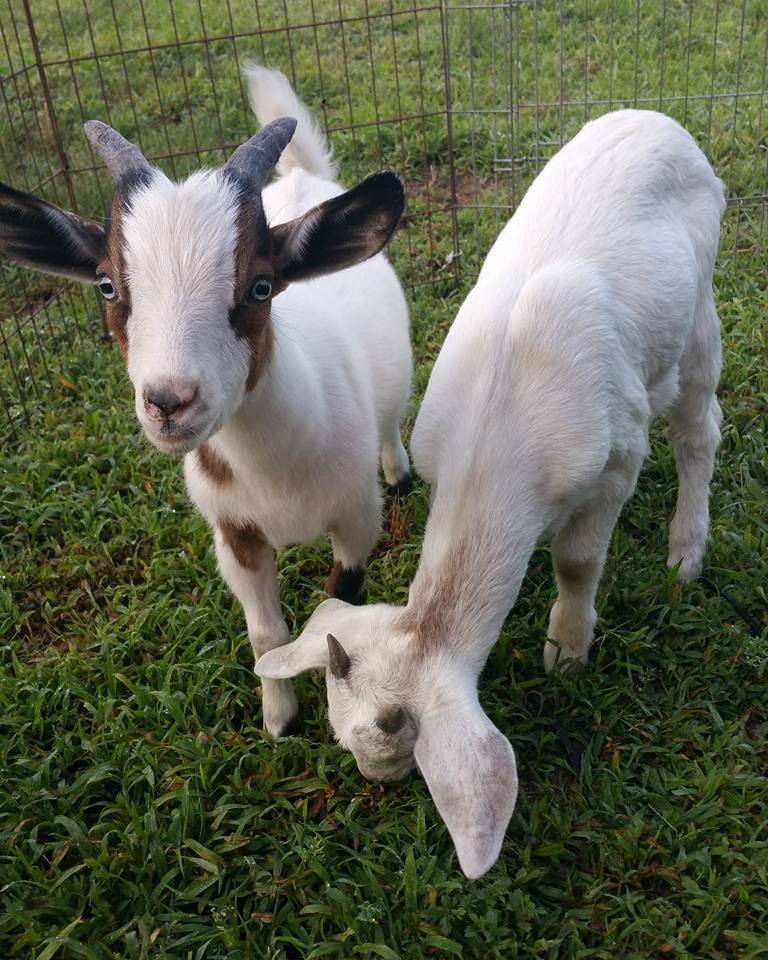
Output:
left=0, top=181, right=105, bottom=282
left=269, top=171, right=404, bottom=285
left=414, top=688, right=518, bottom=880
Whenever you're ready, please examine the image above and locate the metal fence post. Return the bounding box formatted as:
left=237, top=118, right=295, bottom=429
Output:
left=21, top=0, right=79, bottom=214
left=440, top=0, right=461, bottom=285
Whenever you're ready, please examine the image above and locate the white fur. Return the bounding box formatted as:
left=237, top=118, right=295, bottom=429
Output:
left=257, top=109, right=724, bottom=877
left=244, top=62, right=336, bottom=181
left=118, top=68, right=412, bottom=736
left=122, top=170, right=248, bottom=441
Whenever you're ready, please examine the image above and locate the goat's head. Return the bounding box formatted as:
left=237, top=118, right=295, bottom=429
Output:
left=0, top=121, right=404, bottom=453
left=256, top=598, right=519, bottom=879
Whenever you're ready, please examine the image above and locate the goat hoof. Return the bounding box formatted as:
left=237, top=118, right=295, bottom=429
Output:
left=543, top=639, right=589, bottom=674
left=326, top=561, right=367, bottom=605
left=667, top=546, right=704, bottom=583
left=261, top=678, right=300, bottom=737
left=274, top=710, right=302, bottom=737
left=387, top=472, right=413, bottom=498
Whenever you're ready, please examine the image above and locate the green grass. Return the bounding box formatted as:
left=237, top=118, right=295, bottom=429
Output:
left=2, top=2, right=768, bottom=958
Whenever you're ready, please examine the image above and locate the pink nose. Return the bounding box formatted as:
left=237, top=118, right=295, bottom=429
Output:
left=143, top=381, right=198, bottom=419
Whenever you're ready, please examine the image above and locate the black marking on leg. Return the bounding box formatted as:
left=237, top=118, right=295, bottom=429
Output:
left=387, top=472, right=413, bottom=498
left=275, top=709, right=303, bottom=738
left=327, top=561, right=368, bottom=605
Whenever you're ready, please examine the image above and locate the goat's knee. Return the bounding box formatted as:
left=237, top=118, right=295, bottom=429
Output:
left=329, top=487, right=381, bottom=569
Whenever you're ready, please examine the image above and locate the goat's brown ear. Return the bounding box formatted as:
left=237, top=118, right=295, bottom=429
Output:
left=0, top=180, right=105, bottom=282
left=269, top=171, right=404, bottom=285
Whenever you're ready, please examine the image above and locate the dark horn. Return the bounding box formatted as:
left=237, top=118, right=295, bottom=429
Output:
left=222, top=117, right=297, bottom=187
left=326, top=633, right=351, bottom=680
left=83, top=120, right=152, bottom=182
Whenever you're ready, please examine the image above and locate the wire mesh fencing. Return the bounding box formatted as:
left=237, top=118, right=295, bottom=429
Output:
left=1, top=0, right=766, bottom=443
left=444, top=0, right=768, bottom=266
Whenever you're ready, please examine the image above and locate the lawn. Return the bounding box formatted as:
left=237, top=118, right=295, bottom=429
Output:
left=1, top=2, right=768, bottom=958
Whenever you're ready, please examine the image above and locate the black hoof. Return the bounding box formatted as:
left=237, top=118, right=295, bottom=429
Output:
left=387, top=472, right=413, bottom=498
left=327, top=562, right=368, bottom=605
left=274, top=711, right=302, bottom=737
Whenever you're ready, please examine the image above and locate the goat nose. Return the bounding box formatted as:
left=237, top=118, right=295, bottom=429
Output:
left=143, top=383, right=197, bottom=418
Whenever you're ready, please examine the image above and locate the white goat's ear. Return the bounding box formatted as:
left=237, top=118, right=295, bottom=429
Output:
left=255, top=636, right=327, bottom=679
left=269, top=171, right=404, bottom=285
left=0, top=180, right=105, bottom=282
left=255, top=599, right=351, bottom=679
left=414, top=691, right=518, bottom=880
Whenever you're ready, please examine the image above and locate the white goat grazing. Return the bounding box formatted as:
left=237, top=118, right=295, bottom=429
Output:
left=256, top=109, right=725, bottom=877
left=0, top=65, right=412, bottom=737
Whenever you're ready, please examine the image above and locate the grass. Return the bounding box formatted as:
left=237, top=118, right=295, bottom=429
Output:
left=2, top=2, right=768, bottom=958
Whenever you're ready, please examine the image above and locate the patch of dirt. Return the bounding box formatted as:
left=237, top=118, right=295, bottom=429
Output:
left=405, top=167, right=490, bottom=206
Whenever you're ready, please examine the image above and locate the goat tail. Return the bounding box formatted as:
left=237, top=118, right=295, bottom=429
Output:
left=243, top=62, right=336, bottom=181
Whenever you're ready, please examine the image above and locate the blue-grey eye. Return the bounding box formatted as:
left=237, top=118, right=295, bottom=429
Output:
left=98, top=276, right=116, bottom=300
left=249, top=278, right=272, bottom=302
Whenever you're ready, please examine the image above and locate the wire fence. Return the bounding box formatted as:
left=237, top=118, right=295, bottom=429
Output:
left=1, top=0, right=766, bottom=443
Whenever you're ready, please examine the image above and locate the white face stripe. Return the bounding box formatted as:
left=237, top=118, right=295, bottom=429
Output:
left=119, top=168, right=254, bottom=450
left=122, top=169, right=241, bottom=316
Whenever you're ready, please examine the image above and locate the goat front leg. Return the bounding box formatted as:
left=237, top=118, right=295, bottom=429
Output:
left=326, top=484, right=382, bottom=605
left=215, top=520, right=299, bottom=736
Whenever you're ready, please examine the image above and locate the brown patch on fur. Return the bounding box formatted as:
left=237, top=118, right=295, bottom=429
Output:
left=397, top=542, right=470, bottom=655
left=97, top=181, right=134, bottom=361
left=218, top=519, right=267, bottom=571
left=229, top=196, right=277, bottom=391
left=197, top=442, right=233, bottom=486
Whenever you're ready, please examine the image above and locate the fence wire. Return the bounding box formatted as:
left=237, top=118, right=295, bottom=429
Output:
left=1, top=0, right=766, bottom=443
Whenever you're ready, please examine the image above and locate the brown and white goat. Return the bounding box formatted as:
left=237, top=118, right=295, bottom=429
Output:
left=0, top=65, right=413, bottom=736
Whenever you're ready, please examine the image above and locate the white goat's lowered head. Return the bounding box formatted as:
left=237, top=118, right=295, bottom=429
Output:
left=255, top=598, right=519, bottom=879
left=0, top=120, right=404, bottom=454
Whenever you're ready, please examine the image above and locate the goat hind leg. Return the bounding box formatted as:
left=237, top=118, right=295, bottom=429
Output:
left=544, top=454, right=641, bottom=672
left=381, top=425, right=412, bottom=495
left=327, top=485, right=382, bottom=605
left=666, top=296, right=722, bottom=582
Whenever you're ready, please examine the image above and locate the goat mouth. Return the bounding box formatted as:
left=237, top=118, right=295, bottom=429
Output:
left=357, top=757, right=416, bottom=783
left=145, top=420, right=205, bottom=455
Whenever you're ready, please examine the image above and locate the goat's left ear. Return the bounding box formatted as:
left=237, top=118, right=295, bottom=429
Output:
left=414, top=688, right=518, bottom=879
left=255, top=598, right=352, bottom=679
left=270, top=171, right=404, bottom=284
left=0, top=180, right=105, bottom=282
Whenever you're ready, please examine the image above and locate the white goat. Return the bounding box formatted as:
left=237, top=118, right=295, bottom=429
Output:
left=256, top=110, right=725, bottom=877
left=0, top=65, right=412, bottom=736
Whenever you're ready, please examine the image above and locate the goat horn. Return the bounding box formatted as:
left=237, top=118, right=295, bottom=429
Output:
left=326, top=633, right=351, bottom=680
left=222, top=117, right=297, bottom=186
left=83, top=121, right=152, bottom=182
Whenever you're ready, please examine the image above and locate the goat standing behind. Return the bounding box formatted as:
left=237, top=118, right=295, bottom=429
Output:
left=257, top=109, right=725, bottom=878
left=0, top=65, right=413, bottom=737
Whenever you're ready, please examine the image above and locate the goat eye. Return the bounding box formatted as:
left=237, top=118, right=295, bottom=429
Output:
left=248, top=278, right=272, bottom=302
left=98, top=276, right=116, bottom=301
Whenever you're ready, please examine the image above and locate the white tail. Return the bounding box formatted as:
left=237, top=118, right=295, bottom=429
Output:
left=243, top=62, right=336, bottom=181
